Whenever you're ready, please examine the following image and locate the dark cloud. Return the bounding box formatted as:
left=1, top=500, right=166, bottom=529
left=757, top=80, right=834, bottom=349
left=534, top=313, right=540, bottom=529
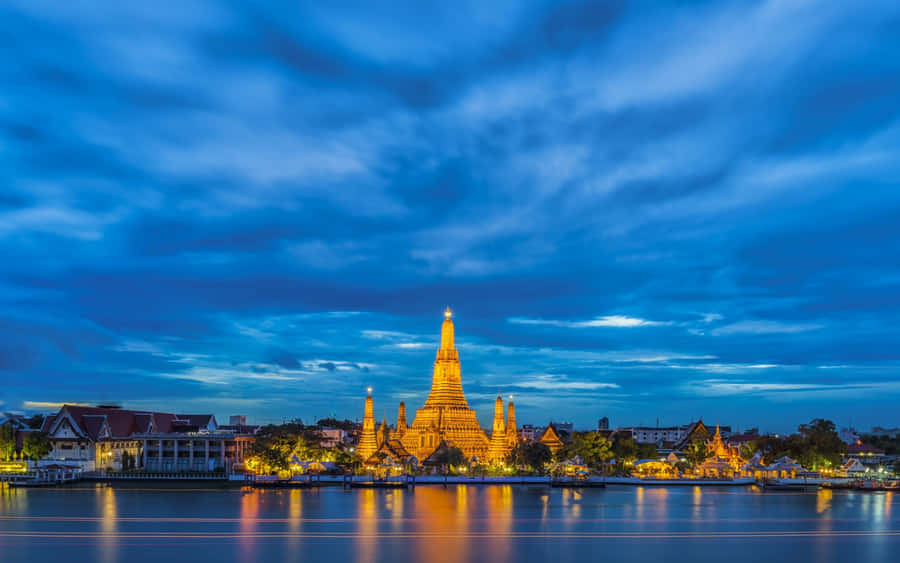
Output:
left=2, top=1, right=900, bottom=431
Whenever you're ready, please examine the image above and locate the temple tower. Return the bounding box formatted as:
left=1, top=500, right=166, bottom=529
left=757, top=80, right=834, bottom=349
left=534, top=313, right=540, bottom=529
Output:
left=377, top=416, right=389, bottom=447
left=394, top=401, right=408, bottom=440
left=488, top=394, right=509, bottom=464
left=357, top=390, right=378, bottom=461
left=506, top=397, right=519, bottom=448
left=402, top=308, right=490, bottom=462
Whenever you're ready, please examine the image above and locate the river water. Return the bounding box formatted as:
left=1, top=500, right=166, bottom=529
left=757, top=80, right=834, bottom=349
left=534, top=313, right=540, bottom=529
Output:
left=0, top=483, right=897, bottom=562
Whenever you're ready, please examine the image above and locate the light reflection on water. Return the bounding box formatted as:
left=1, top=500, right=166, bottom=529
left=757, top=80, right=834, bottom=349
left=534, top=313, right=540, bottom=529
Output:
left=0, top=483, right=898, bottom=562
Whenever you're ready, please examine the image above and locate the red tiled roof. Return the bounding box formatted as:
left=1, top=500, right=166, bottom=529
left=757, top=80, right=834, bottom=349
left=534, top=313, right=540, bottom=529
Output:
left=846, top=443, right=885, bottom=455
left=177, top=414, right=215, bottom=428
left=727, top=433, right=758, bottom=443
left=45, top=405, right=215, bottom=442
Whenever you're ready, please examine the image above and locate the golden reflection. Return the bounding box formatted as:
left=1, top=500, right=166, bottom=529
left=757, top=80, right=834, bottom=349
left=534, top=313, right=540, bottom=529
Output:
left=388, top=489, right=404, bottom=533
left=98, top=486, right=118, bottom=563
left=286, top=489, right=303, bottom=559
left=239, top=490, right=259, bottom=558
left=885, top=492, right=893, bottom=518
left=486, top=486, right=513, bottom=562
left=816, top=488, right=832, bottom=514
left=356, top=488, right=377, bottom=563
left=413, top=486, right=469, bottom=563
left=692, top=486, right=702, bottom=519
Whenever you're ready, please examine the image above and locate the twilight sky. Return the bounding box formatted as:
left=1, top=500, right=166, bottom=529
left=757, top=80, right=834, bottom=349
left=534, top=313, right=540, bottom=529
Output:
left=3, top=1, right=900, bottom=433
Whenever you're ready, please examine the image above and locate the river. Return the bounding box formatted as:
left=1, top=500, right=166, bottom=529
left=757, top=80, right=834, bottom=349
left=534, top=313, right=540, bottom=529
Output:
left=0, top=483, right=897, bottom=562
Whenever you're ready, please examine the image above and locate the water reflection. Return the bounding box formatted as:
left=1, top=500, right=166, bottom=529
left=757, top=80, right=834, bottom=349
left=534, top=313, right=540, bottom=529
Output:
left=486, top=486, right=513, bottom=562
left=6, top=484, right=900, bottom=563
left=356, top=488, right=377, bottom=563
left=816, top=488, right=832, bottom=514
left=286, top=489, right=303, bottom=559
left=98, top=486, right=117, bottom=563
left=239, top=489, right=259, bottom=558
left=413, top=486, right=469, bottom=563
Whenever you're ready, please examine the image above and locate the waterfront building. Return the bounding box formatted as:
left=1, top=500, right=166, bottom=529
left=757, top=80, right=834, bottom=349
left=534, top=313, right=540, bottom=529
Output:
left=39, top=405, right=234, bottom=472
left=840, top=458, right=868, bottom=476
left=136, top=430, right=254, bottom=472
left=633, top=459, right=677, bottom=478
left=362, top=309, right=491, bottom=464
left=538, top=423, right=564, bottom=453
left=846, top=442, right=885, bottom=460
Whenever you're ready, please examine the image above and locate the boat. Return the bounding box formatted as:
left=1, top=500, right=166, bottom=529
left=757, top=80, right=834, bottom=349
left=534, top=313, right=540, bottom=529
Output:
left=760, top=479, right=817, bottom=491
left=853, top=480, right=900, bottom=492
left=349, top=479, right=408, bottom=489
left=550, top=478, right=606, bottom=488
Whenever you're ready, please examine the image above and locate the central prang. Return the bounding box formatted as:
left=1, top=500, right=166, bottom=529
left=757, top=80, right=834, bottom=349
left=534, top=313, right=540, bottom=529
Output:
left=357, top=309, right=518, bottom=466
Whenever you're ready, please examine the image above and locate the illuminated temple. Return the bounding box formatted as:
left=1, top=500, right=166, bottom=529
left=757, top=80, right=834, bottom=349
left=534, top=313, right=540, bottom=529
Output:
left=359, top=308, right=518, bottom=465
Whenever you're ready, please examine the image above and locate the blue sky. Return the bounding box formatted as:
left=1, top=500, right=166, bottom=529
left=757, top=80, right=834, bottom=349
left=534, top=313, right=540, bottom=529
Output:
left=3, top=1, right=900, bottom=433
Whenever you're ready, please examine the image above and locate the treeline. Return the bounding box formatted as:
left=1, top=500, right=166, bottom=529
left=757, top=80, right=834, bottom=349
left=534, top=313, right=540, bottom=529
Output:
left=248, top=421, right=359, bottom=473
left=741, top=419, right=844, bottom=470
left=860, top=434, right=900, bottom=456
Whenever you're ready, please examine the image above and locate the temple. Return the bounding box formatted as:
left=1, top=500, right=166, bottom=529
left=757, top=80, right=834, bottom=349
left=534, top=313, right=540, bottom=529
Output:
left=487, top=395, right=508, bottom=464
left=356, top=390, right=378, bottom=461
left=360, top=308, right=493, bottom=465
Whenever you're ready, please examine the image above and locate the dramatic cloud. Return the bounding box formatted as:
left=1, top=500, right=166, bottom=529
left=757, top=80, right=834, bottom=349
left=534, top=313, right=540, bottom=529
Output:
left=2, top=1, right=900, bottom=431
left=508, top=315, right=670, bottom=328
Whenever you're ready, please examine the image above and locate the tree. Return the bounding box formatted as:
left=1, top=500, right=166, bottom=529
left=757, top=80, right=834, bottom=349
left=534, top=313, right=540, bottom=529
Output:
left=22, top=431, right=51, bottom=461
left=794, top=419, right=843, bottom=470
left=431, top=446, right=465, bottom=468
left=559, top=431, right=612, bottom=469
left=0, top=424, right=15, bottom=461
left=523, top=442, right=553, bottom=474
left=684, top=441, right=709, bottom=468
left=315, top=418, right=356, bottom=432
left=25, top=414, right=45, bottom=429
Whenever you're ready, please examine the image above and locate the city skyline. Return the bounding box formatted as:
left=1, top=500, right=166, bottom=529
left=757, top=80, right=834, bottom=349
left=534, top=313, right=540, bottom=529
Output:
left=4, top=2, right=900, bottom=432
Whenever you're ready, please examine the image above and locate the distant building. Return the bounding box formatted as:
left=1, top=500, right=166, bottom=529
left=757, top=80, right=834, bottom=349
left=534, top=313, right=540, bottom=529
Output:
left=845, top=442, right=885, bottom=460
left=229, top=415, right=247, bottom=426
left=870, top=426, right=900, bottom=439
left=519, top=424, right=537, bottom=441
left=597, top=417, right=609, bottom=431
left=629, top=419, right=731, bottom=447
left=839, top=427, right=859, bottom=444
left=551, top=421, right=574, bottom=436
left=630, top=425, right=688, bottom=444
left=318, top=427, right=346, bottom=448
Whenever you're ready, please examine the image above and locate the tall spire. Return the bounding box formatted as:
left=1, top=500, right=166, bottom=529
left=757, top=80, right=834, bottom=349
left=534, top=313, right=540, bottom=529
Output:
left=402, top=308, right=491, bottom=464
left=423, top=307, right=469, bottom=409
left=395, top=401, right=407, bottom=439
left=377, top=416, right=389, bottom=447
left=440, top=307, right=454, bottom=350
left=357, top=390, right=377, bottom=461
left=506, top=395, right=519, bottom=447
left=488, top=394, right=509, bottom=464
